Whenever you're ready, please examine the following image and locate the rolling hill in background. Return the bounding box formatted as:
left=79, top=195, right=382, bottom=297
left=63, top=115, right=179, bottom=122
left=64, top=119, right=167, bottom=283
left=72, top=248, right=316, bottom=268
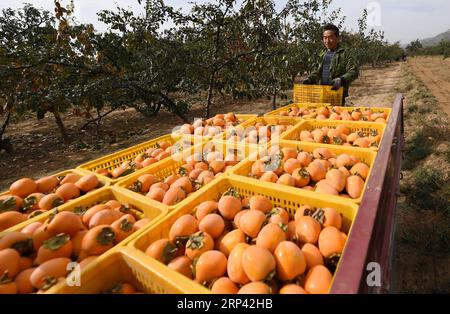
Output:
left=420, top=29, right=450, bottom=47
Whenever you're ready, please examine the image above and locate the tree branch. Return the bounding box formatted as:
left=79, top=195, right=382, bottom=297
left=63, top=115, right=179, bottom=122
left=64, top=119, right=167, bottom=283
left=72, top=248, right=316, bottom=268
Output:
left=79, top=107, right=117, bottom=130
left=0, top=112, right=11, bottom=140
left=158, top=92, right=189, bottom=123
left=215, top=49, right=261, bottom=72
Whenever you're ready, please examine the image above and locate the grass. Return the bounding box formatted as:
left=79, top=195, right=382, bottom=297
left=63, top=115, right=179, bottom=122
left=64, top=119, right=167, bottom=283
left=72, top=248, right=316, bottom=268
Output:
left=406, top=103, right=418, bottom=114
left=402, top=128, right=434, bottom=170
left=394, top=63, right=450, bottom=293
left=445, top=147, right=450, bottom=163
left=397, top=200, right=450, bottom=256
left=418, top=106, right=432, bottom=114
left=402, top=165, right=450, bottom=214
left=402, top=91, right=449, bottom=169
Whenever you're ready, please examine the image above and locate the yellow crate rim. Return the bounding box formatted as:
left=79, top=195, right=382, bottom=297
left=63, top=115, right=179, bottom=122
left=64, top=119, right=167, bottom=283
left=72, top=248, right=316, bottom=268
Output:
left=127, top=175, right=359, bottom=294
left=170, top=114, right=258, bottom=143
left=229, top=140, right=377, bottom=204
left=0, top=186, right=166, bottom=239
left=266, top=103, right=392, bottom=122
left=293, top=84, right=344, bottom=106
left=265, top=102, right=332, bottom=117
left=280, top=119, right=386, bottom=152
left=0, top=169, right=110, bottom=236
left=218, top=116, right=304, bottom=144
left=47, top=245, right=209, bottom=294
left=77, top=134, right=198, bottom=184
left=114, top=139, right=249, bottom=212
left=266, top=103, right=392, bottom=124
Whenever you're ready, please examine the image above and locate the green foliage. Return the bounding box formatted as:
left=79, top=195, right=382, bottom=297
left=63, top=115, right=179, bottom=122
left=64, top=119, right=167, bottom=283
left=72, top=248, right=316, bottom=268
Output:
left=403, top=166, right=450, bottom=214
left=402, top=117, right=448, bottom=170
left=402, top=131, right=433, bottom=170
left=0, top=0, right=410, bottom=145
left=406, top=39, right=423, bottom=54
left=407, top=39, right=450, bottom=58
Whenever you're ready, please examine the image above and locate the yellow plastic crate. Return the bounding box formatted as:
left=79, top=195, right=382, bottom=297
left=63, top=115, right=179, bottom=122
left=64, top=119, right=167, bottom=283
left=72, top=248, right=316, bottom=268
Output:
left=211, top=139, right=269, bottom=163
left=0, top=169, right=109, bottom=236
left=48, top=247, right=208, bottom=294
left=294, top=84, right=343, bottom=106
left=219, top=116, right=304, bottom=145
left=281, top=120, right=386, bottom=151
left=230, top=140, right=377, bottom=204
left=0, top=187, right=167, bottom=294
left=265, top=102, right=331, bottom=117
left=77, top=134, right=197, bottom=184
left=0, top=186, right=166, bottom=240
left=172, top=114, right=258, bottom=143
left=47, top=249, right=146, bottom=294
left=265, top=103, right=392, bottom=123
left=126, top=176, right=359, bottom=294
left=114, top=140, right=248, bottom=212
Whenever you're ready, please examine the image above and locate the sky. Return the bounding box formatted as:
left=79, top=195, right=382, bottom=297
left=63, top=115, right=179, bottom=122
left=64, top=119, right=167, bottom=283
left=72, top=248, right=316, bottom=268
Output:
left=1, top=0, right=449, bottom=44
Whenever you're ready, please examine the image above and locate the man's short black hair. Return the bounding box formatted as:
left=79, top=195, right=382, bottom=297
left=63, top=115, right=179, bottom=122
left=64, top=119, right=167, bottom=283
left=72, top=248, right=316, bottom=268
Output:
left=323, top=24, right=340, bottom=37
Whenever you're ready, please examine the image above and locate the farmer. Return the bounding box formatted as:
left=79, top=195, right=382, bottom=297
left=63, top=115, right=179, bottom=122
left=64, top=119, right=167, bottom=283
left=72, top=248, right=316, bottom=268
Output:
left=300, top=24, right=359, bottom=105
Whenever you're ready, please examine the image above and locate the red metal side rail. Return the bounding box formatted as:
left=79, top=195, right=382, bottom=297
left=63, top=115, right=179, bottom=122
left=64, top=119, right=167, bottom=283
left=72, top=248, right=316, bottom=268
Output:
left=330, top=94, right=405, bottom=294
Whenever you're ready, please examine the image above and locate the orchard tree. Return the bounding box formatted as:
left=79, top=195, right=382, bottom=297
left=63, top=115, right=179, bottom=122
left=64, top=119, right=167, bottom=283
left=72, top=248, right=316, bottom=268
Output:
left=0, top=3, right=74, bottom=142
left=81, top=0, right=192, bottom=124
left=288, top=0, right=345, bottom=79
left=406, top=39, right=423, bottom=55
left=172, top=0, right=276, bottom=118
left=247, top=0, right=292, bottom=109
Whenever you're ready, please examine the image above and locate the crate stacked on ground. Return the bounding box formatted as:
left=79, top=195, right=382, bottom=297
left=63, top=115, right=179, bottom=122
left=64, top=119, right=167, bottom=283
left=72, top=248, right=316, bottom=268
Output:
left=0, top=186, right=166, bottom=294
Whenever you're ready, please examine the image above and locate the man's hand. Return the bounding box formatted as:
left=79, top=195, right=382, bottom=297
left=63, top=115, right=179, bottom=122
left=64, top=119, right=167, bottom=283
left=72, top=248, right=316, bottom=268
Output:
left=331, top=77, right=343, bottom=90
left=300, top=78, right=313, bottom=85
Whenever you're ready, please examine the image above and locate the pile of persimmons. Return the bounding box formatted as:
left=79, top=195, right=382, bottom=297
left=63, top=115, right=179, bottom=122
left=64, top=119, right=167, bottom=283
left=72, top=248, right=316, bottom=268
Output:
left=145, top=191, right=347, bottom=294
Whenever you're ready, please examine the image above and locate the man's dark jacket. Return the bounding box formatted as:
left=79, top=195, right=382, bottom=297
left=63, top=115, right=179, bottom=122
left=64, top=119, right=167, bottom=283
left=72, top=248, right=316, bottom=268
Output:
left=306, top=45, right=359, bottom=98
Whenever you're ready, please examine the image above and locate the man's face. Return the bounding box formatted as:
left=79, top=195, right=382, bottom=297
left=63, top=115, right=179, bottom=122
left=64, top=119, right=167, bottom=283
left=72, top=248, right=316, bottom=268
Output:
left=323, top=30, right=339, bottom=50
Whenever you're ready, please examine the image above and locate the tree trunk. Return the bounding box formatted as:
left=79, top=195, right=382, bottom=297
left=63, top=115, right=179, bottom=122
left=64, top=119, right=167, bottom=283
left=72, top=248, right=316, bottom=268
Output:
left=171, top=105, right=189, bottom=124
left=205, top=71, right=216, bottom=119
left=205, top=16, right=224, bottom=120
left=159, top=93, right=189, bottom=123
left=95, top=107, right=102, bottom=140
left=52, top=111, right=70, bottom=143
left=0, top=112, right=12, bottom=152
left=0, top=112, right=11, bottom=142
left=272, top=89, right=278, bottom=110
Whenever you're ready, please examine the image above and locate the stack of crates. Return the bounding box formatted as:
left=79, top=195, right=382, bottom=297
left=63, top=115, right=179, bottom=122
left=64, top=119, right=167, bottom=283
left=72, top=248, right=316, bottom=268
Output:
left=0, top=94, right=393, bottom=294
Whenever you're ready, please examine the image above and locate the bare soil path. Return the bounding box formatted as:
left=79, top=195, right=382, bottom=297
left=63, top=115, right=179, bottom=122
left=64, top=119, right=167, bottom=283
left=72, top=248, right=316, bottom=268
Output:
left=408, top=56, right=450, bottom=117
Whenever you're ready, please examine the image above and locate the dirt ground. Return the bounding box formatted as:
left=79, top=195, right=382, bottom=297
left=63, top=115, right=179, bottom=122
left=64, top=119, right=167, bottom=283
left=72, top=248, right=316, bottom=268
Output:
left=347, top=62, right=404, bottom=106
left=408, top=56, right=450, bottom=117
left=0, top=96, right=274, bottom=190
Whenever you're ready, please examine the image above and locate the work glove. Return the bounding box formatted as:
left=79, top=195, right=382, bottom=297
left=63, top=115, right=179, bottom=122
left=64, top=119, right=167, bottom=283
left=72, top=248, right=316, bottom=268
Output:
left=300, top=78, right=313, bottom=85
left=331, top=77, right=343, bottom=90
